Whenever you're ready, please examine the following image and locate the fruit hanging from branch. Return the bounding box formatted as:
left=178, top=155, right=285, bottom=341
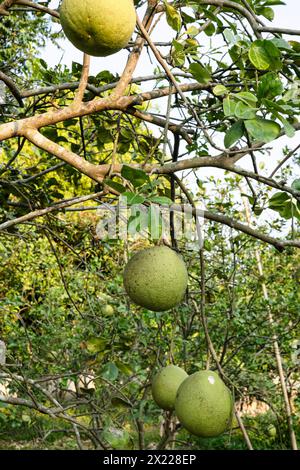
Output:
left=60, top=0, right=136, bottom=57
left=123, top=246, right=188, bottom=311
left=151, top=365, right=188, bottom=411
left=175, top=370, right=233, bottom=437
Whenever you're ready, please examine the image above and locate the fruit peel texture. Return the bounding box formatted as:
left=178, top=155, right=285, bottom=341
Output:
left=175, top=370, right=233, bottom=437
left=152, top=365, right=188, bottom=411
left=123, top=246, right=188, bottom=311
left=60, top=0, right=136, bottom=57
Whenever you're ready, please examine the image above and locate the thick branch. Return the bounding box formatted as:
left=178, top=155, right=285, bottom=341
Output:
left=257, top=26, right=300, bottom=36
left=24, top=128, right=103, bottom=182
left=73, top=54, right=90, bottom=105
left=0, top=0, right=14, bottom=15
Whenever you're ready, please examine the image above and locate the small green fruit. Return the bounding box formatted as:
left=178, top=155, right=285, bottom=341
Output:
left=152, top=365, right=188, bottom=411
left=123, top=246, right=188, bottom=311
left=175, top=370, right=233, bottom=437
left=102, top=304, right=114, bottom=316
left=60, top=0, right=136, bottom=57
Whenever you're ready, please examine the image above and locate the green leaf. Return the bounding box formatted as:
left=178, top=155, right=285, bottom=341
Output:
left=257, top=72, right=283, bottom=100
left=235, top=92, right=258, bottom=106
left=204, top=23, right=215, bottom=37
left=102, top=362, right=119, bottom=381
left=148, top=196, right=173, bottom=205
left=111, top=396, right=132, bottom=408
left=289, top=41, right=300, bottom=53
left=224, top=120, right=244, bottom=148
left=213, top=84, right=228, bottom=96
left=97, top=127, right=112, bottom=144
left=121, top=165, right=149, bottom=188
left=245, top=118, right=281, bottom=143
left=164, top=1, right=182, bottom=32
left=268, top=192, right=298, bottom=220
left=259, top=6, right=274, bottom=21
left=189, top=63, right=211, bottom=84
left=223, top=96, right=237, bottom=116
left=115, top=360, right=133, bottom=376
left=122, top=192, right=145, bottom=206
left=171, top=40, right=185, bottom=67
left=292, top=179, right=300, bottom=191
left=234, top=101, right=257, bottom=120
left=223, top=28, right=236, bottom=44
left=185, top=26, right=199, bottom=37
left=269, top=192, right=290, bottom=208
left=277, top=116, right=295, bottom=138
left=42, top=127, right=58, bottom=140
left=271, top=38, right=292, bottom=50
left=86, top=337, right=107, bottom=354
left=104, top=179, right=127, bottom=194
left=263, top=0, right=285, bottom=5
left=249, top=40, right=281, bottom=71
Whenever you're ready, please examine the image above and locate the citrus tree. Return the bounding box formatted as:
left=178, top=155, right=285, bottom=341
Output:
left=0, top=0, right=299, bottom=450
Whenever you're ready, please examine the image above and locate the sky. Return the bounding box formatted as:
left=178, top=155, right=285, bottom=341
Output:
left=43, top=1, right=300, bottom=198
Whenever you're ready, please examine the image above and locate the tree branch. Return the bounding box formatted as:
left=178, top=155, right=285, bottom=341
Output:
left=125, top=107, right=193, bottom=144
left=15, top=0, right=59, bottom=18
left=73, top=54, right=90, bottom=105
left=0, top=191, right=106, bottom=231
left=0, top=71, right=24, bottom=107
left=112, top=1, right=158, bottom=98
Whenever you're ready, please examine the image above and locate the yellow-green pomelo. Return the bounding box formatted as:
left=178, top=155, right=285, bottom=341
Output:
left=60, top=0, right=136, bottom=57
left=175, top=370, right=233, bottom=437
left=123, top=246, right=188, bottom=311
left=152, top=365, right=188, bottom=411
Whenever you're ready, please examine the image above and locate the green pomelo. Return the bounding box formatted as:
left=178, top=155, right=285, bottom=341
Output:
left=175, top=370, right=233, bottom=437
left=152, top=365, right=188, bottom=411
left=60, top=0, right=136, bottom=57
left=123, top=246, right=188, bottom=311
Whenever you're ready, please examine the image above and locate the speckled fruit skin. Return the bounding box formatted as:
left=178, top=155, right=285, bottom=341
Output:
left=175, top=370, right=233, bottom=437
left=151, top=365, right=188, bottom=411
left=123, top=246, right=188, bottom=311
left=60, top=0, right=136, bottom=57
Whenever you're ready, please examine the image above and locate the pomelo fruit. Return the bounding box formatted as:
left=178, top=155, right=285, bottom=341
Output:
left=152, top=365, right=188, bottom=411
left=60, top=0, right=136, bottom=57
left=123, top=246, right=188, bottom=311
left=175, top=370, right=233, bottom=437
